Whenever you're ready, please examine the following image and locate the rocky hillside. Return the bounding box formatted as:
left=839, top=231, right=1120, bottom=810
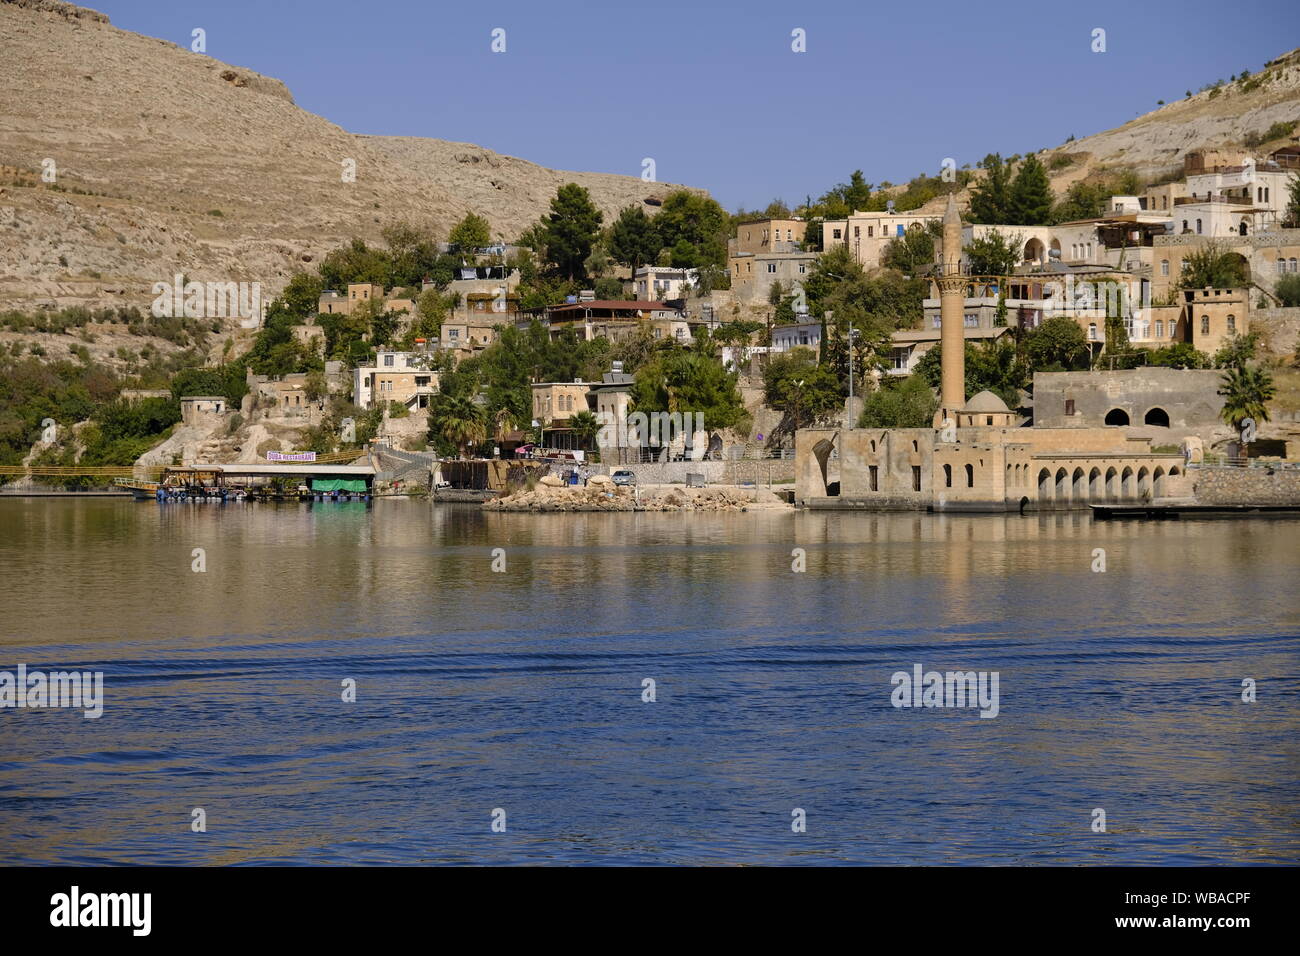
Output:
left=1045, top=47, right=1300, bottom=184
left=0, top=0, right=688, bottom=319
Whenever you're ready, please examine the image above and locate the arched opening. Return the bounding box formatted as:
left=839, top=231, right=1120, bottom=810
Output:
left=943, top=463, right=952, bottom=488
left=1054, top=467, right=1068, bottom=501
left=1023, top=237, right=1046, bottom=264
left=1144, top=407, right=1170, bottom=427
left=1170, top=466, right=1181, bottom=477
left=1105, top=467, right=1118, bottom=499
left=1050, top=239, right=1062, bottom=258
left=1238, top=219, right=1249, bottom=237
left=1104, top=408, right=1130, bottom=426
left=812, top=438, right=837, bottom=497
left=965, top=463, right=974, bottom=488
left=1038, top=468, right=1052, bottom=501
left=1088, top=467, right=1101, bottom=498
left=1153, top=467, right=1165, bottom=497
left=1072, top=467, right=1086, bottom=500
left=1138, top=467, right=1150, bottom=497
left=1224, top=252, right=1250, bottom=286
left=1121, top=467, right=1134, bottom=498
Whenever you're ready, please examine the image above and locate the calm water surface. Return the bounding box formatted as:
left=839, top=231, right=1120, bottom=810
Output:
left=0, top=498, right=1297, bottom=865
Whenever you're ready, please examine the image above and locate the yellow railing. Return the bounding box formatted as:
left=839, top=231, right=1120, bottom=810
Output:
left=0, top=465, right=163, bottom=478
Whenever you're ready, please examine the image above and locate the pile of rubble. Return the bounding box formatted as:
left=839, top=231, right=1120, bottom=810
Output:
left=484, top=474, right=763, bottom=513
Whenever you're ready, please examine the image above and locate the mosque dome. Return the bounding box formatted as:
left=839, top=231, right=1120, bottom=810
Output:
left=964, top=390, right=1011, bottom=413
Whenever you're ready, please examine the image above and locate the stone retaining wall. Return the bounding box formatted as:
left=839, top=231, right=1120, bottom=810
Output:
left=1191, top=464, right=1300, bottom=505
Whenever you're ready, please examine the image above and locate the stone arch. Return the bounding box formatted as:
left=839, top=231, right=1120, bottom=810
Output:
left=1054, top=467, right=1069, bottom=501
left=1023, top=237, right=1046, bottom=264
left=1088, top=467, right=1102, bottom=498
left=1104, top=408, right=1130, bottom=426
left=1138, top=466, right=1151, bottom=497
left=1153, top=466, right=1166, bottom=497
left=1144, top=407, right=1170, bottom=427
left=943, top=463, right=952, bottom=488
left=965, top=463, right=974, bottom=487
left=812, top=437, right=837, bottom=497
left=1170, top=465, right=1181, bottom=477
left=1224, top=251, right=1250, bottom=285
left=1050, top=238, right=1062, bottom=257
left=1038, top=468, right=1052, bottom=501
left=1121, top=466, right=1135, bottom=497
left=1105, top=467, right=1118, bottom=499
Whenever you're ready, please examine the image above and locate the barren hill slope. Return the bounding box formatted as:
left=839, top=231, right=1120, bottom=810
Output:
left=0, top=0, right=687, bottom=315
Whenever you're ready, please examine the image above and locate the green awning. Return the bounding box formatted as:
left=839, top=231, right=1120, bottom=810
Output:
left=310, top=478, right=368, bottom=493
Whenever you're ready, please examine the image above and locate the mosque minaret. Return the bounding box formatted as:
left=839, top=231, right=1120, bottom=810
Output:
left=934, top=193, right=966, bottom=429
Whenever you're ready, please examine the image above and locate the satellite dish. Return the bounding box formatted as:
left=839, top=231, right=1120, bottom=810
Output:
left=886, top=200, right=896, bottom=213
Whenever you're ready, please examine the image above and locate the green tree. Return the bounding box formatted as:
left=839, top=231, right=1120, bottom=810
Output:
left=1213, top=331, right=1260, bottom=370
left=279, top=272, right=326, bottom=318
left=448, top=212, right=492, bottom=253
left=762, top=348, right=840, bottom=426
left=966, top=229, right=1022, bottom=276
left=569, top=410, right=600, bottom=450
left=1178, top=241, right=1249, bottom=290
left=881, top=221, right=942, bottom=275
left=1217, top=365, right=1276, bottom=429
left=1023, top=315, right=1088, bottom=371
left=429, top=393, right=487, bottom=458
left=859, top=375, right=939, bottom=428
left=631, top=349, right=748, bottom=432
left=1008, top=155, right=1054, bottom=225
left=608, top=205, right=662, bottom=274
left=1285, top=172, right=1300, bottom=228
left=1275, top=273, right=1300, bottom=307
left=1145, top=342, right=1209, bottom=369
left=653, top=191, right=730, bottom=271
left=541, top=184, right=603, bottom=281
left=968, top=154, right=1012, bottom=224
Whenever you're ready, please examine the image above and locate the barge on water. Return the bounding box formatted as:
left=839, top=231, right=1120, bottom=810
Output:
left=1090, top=502, right=1300, bottom=520
left=117, top=463, right=377, bottom=502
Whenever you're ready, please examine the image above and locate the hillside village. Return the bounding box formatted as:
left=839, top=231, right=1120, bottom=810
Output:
left=2, top=1, right=1300, bottom=510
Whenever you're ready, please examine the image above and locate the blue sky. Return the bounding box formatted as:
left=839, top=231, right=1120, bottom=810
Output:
left=96, top=0, right=1300, bottom=211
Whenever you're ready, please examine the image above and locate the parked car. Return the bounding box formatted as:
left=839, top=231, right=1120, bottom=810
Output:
left=611, top=469, right=637, bottom=486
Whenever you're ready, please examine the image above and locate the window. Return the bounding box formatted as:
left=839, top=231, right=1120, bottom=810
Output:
left=1087, top=323, right=1097, bottom=340
left=869, top=465, right=878, bottom=491
left=1280, top=259, right=1288, bottom=275
left=943, top=464, right=952, bottom=488
left=832, top=229, right=842, bottom=240
left=383, top=354, right=394, bottom=366
left=964, top=314, right=978, bottom=328
left=965, top=463, right=974, bottom=488
left=1160, top=259, right=1169, bottom=276
left=798, top=264, right=806, bottom=274
left=1065, top=399, right=1076, bottom=416
left=1196, top=219, right=1202, bottom=234
left=1155, top=320, right=1163, bottom=337
left=932, top=316, right=942, bottom=328
left=867, top=226, right=874, bottom=237
left=854, top=227, right=860, bottom=238
left=767, top=263, right=777, bottom=274
left=912, top=466, right=921, bottom=492
left=1227, top=315, right=1236, bottom=334
left=1291, top=258, right=1299, bottom=273
left=1200, top=316, right=1210, bottom=334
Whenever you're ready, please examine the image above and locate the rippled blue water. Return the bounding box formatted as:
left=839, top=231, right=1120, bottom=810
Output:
left=0, top=498, right=1297, bottom=864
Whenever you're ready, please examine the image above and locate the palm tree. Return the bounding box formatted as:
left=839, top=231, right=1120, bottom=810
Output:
left=438, top=395, right=487, bottom=459
left=1217, top=364, right=1275, bottom=433
left=569, top=410, right=599, bottom=451
left=491, top=406, right=517, bottom=445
